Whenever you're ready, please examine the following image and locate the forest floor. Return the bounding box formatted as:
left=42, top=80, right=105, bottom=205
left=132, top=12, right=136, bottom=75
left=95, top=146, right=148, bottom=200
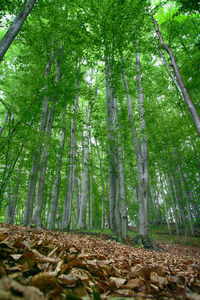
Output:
left=0, top=223, right=200, bottom=300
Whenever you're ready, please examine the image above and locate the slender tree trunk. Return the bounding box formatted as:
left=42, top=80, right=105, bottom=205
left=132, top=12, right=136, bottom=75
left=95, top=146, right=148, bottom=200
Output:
left=23, top=99, right=48, bottom=226
left=32, top=43, right=62, bottom=228
left=47, top=109, right=66, bottom=230
left=89, top=140, right=93, bottom=229
left=6, top=153, right=24, bottom=224
left=121, top=53, right=152, bottom=246
left=0, top=0, right=37, bottom=62
left=172, top=151, right=194, bottom=236
left=96, top=144, right=105, bottom=230
left=0, top=112, right=8, bottom=135
left=172, top=170, right=188, bottom=238
left=89, top=172, right=93, bottom=229
left=149, top=186, right=156, bottom=226
left=166, top=173, right=179, bottom=235
left=75, top=176, right=80, bottom=225
left=23, top=46, right=55, bottom=226
left=0, top=146, right=23, bottom=211
left=154, top=183, right=163, bottom=225
left=32, top=101, right=55, bottom=228
left=157, top=48, right=183, bottom=96
left=136, top=51, right=150, bottom=239
left=105, top=48, right=122, bottom=240
left=113, top=97, right=127, bottom=239
left=6, top=181, right=11, bottom=223
left=149, top=185, right=161, bottom=226
left=158, top=170, right=172, bottom=234
left=154, top=18, right=200, bottom=136
left=77, top=102, right=91, bottom=229
left=179, top=172, right=195, bottom=236
left=62, top=88, right=79, bottom=230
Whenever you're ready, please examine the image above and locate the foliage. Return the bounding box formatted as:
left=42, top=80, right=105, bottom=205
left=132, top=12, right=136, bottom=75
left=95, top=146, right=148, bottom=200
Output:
left=0, top=0, right=199, bottom=249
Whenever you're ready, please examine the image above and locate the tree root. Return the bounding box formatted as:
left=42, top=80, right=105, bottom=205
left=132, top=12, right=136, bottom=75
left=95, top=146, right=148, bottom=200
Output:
left=134, top=234, right=165, bottom=252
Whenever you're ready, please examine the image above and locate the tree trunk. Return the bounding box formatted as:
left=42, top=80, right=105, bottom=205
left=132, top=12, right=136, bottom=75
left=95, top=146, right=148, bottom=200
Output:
left=157, top=48, right=183, bottom=97
left=0, top=146, right=23, bottom=212
left=77, top=102, right=91, bottom=229
left=0, top=112, right=8, bottom=136
left=23, top=46, right=55, bottom=226
left=0, top=0, right=37, bottom=62
left=75, top=176, right=80, bottom=225
left=62, top=80, right=79, bottom=229
left=89, top=140, right=93, bottom=229
left=6, top=181, right=11, bottom=223
left=32, top=43, right=61, bottom=228
left=95, top=143, right=105, bottom=230
left=121, top=53, right=152, bottom=247
left=150, top=185, right=162, bottom=226
left=135, top=51, right=150, bottom=239
left=166, top=173, right=179, bottom=235
left=32, top=101, right=55, bottom=228
left=105, top=47, right=122, bottom=240
left=47, top=109, right=66, bottom=230
left=6, top=153, right=24, bottom=224
left=154, top=18, right=200, bottom=136
left=113, top=97, right=127, bottom=239
left=158, top=170, right=172, bottom=234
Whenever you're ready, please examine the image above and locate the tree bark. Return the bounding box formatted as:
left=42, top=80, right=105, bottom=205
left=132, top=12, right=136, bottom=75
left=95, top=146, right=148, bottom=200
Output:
left=121, top=53, right=152, bottom=247
left=32, top=43, right=62, bottom=228
left=166, top=173, right=179, bottom=235
left=89, top=139, right=93, bottom=229
left=135, top=51, right=150, bottom=238
left=23, top=46, right=55, bottom=226
left=32, top=101, right=55, bottom=228
left=154, top=18, right=200, bottom=136
left=105, top=47, right=122, bottom=240
left=77, top=102, right=91, bottom=229
left=47, top=109, right=66, bottom=230
left=158, top=170, right=172, bottom=234
left=95, top=142, right=105, bottom=230
left=113, top=97, right=127, bottom=239
left=6, top=153, right=24, bottom=224
left=75, top=176, right=80, bottom=225
left=0, top=112, right=8, bottom=136
left=0, top=0, right=37, bottom=62
left=62, top=79, right=79, bottom=230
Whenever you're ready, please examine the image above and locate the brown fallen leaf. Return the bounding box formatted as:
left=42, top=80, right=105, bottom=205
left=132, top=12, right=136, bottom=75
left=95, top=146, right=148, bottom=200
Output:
left=125, top=278, right=143, bottom=289
left=58, top=273, right=78, bottom=287
left=1, top=224, right=200, bottom=300
left=0, top=276, right=45, bottom=299
left=150, top=271, right=168, bottom=288
left=30, top=271, right=60, bottom=294
left=109, top=276, right=126, bottom=288
left=70, top=268, right=91, bottom=281
left=10, top=254, right=24, bottom=261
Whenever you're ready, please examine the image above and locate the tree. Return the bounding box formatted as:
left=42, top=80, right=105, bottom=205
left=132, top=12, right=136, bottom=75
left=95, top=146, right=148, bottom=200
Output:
left=0, top=0, right=37, bottom=62
left=0, top=0, right=199, bottom=245
left=154, top=18, right=200, bottom=137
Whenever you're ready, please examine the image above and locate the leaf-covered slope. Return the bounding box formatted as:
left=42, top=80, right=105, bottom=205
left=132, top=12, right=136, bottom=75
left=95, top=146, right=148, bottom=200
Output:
left=0, top=223, right=200, bottom=299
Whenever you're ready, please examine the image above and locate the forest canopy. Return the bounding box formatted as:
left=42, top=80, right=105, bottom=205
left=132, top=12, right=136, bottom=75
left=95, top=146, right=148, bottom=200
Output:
left=0, top=0, right=199, bottom=245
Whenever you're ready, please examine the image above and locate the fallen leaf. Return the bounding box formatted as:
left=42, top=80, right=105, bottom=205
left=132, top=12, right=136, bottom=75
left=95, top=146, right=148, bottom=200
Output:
left=0, top=276, right=44, bottom=299
left=109, top=277, right=126, bottom=288
left=30, top=271, right=59, bottom=293
left=150, top=271, right=168, bottom=288
left=125, top=278, right=143, bottom=289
